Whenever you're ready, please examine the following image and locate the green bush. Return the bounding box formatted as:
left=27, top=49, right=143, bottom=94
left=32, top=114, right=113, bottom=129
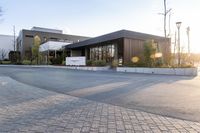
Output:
left=31, top=60, right=37, bottom=65
left=123, top=61, right=146, bottom=67
left=93, top=60, right=107, bottom=66
left=170, top=64, right=194, bottom=68
left=62, top=60, right=66, bottom=65
left=1, top=60, right=11, bottom=64
left=14, top=62, right=22, bottom=65
left=86, top=60, right=93, bottom=66
left=111, top=60, right=118, bottom=68
left=51, top=57, right=62, bottom=65
left=9, top=51, right=21, bottom=64
left=0, top=60, right=11, bottom=65
left=22, top=60, right=31, bottom=65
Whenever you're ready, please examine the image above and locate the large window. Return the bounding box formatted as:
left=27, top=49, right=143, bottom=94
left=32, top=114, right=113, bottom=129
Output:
left=89, top=44, right=116, bottom=62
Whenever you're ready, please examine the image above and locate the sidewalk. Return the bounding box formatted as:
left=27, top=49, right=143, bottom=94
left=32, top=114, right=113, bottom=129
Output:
left=0, top=76, right=200, bottom=132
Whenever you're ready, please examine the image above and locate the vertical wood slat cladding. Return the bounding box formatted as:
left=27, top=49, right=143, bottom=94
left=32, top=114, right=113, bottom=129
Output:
left=123, top=38, right=145, bottom=63
left=123, top=38, right=171, bottom=64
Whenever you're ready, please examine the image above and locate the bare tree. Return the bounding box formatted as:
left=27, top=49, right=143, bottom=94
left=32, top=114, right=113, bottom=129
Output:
left=0, top=7, right=2, bottom=16
left=159, top=0, right=171, bottom=37
left=157, top=0, right=172, bottom=65
left=0, top=48, right=7, bottom=60
left=0, top=6, right=3, bottom=18
left=0, top=6, right=3, bottom=22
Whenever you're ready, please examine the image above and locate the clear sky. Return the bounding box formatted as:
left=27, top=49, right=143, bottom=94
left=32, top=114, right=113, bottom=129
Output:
left=0, top=0, right=199, bottom=53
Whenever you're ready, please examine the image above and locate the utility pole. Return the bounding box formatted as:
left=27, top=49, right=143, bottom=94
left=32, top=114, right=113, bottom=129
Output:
left=164, top=0, right=167, bottom=37
left=173, top=31, right=177, bottom=65
left=13, top=26, right=16, bottom=51
left=186, top=26, right=190, bottom=56
left=168, top=12, right=171, bottom=37
left=176, top=22, right=182, bottom=66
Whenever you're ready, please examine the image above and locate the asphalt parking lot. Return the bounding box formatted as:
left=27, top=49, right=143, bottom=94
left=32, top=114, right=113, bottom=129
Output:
left=0, top=66, right=200, bottom=122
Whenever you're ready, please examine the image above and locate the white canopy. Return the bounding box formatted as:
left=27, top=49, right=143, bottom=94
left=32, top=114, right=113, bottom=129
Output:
left=39, top=41, right=71, bottom=52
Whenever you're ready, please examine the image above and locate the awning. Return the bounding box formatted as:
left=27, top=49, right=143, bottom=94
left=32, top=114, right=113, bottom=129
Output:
left=39, top=41, right=71, bottom=52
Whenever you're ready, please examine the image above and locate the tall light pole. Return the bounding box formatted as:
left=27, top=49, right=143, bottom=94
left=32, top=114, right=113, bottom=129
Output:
left=186, top=26, right=190, bottom=56
left=174, top=31, right=176, bottom=55
left=176, top=22, right=182, bottom=66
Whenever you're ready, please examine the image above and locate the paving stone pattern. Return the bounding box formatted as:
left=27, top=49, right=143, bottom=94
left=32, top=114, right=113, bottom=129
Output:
left=0, top=77, right=200, bottom=133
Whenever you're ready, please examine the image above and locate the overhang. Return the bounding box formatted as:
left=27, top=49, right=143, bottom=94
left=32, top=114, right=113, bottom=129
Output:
left=39, top=41, right=71, bottom=52
left=65, top=30, right=169, bottom=49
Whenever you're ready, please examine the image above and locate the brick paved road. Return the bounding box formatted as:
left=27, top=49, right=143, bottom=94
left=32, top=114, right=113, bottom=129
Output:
left=0, top=76, right=200, bottom=132
left=1, top=66, right=200, bottom=122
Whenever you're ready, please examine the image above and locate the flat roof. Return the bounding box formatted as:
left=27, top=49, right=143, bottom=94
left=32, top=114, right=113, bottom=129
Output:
left=21, top=29, right=90, bottom=39
left=0, top=34, right=14, bottom=37
left=65, top=30, right=169, bottom=49
left=31, top=27, right=63, bottom=34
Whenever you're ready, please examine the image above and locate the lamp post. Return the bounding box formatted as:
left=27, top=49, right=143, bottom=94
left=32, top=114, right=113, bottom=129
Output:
left=176, top=22, right=182, bottom=66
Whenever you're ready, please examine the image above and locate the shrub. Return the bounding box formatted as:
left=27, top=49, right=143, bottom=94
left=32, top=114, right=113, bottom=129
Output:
left=111, top=60, right=118, bottom=68
left=1, top=60, right=11, bottom=64
left=22, top=60, right=31, bottom=65
left=86, top=60, right=93, bottom=66
left=170, top=64, right=194, bottom=68
left=124, top=61, right=146, bottom=67
left=144, top=40, right=156, bottom=67
left=62, top=60, right=66, bottom=65
left=51, top=57, right=62, bottom=65
left=3, top=59, right=9, bottom=61
left=14, top=62, right=22, bottom=65
left=93, top=60, right=107, bottom=66
left=9, top=51, right=21, bottom=63
left=31, top=60, right=37, bottom=65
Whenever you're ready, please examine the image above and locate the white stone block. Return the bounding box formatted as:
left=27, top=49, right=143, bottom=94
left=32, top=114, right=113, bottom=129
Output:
left=175, top=68, right=185, bottom=76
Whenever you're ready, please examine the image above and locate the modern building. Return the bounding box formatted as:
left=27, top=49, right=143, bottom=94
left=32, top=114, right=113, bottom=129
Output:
left=65, top=30, right=171, bottom=65
left=0, top=34, right=14, bottom=60
left=17, top=27, right=90, bottom=59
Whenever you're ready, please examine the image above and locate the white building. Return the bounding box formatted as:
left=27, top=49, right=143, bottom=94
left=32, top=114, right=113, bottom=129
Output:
left=31, top=27, right=63, bottom=34
left=0, top=35, right=14, bottom=60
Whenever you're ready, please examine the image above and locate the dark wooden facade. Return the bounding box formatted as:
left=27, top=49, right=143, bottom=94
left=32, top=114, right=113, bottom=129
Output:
left=123, top=38, right=170, bottom=64
left=65, top=30, right=171, bottom=65
left=123, top=38, right=144, bottom=64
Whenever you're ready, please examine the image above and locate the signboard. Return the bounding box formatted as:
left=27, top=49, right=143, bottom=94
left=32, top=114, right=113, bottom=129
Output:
left=118, top=58, right=123, bottom=66
left=66, top=56, right=86, bottom=66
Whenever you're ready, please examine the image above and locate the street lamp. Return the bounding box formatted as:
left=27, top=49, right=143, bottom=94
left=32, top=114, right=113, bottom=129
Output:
left=176, top=22, right=182, bottom=66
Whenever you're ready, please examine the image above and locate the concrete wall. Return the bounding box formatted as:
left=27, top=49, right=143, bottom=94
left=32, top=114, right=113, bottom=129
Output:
left=117, top=67, right=198, bottom=76
left=0, top=35, right=14, bottom=60
left=65, top=66, right=110, bottom=71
